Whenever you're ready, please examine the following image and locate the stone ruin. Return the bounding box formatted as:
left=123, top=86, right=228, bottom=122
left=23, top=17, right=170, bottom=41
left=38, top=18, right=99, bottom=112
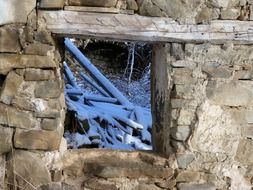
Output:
left=0, top=0, right=253, bottom=189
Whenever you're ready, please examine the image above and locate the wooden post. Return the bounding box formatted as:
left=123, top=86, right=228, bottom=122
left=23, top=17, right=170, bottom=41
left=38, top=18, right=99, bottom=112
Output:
left=151, top=43, right=172, bottom=156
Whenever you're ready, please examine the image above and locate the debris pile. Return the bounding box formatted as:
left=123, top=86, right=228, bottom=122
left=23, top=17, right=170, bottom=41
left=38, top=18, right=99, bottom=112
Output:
left=64, top=38, right=152, bottom=150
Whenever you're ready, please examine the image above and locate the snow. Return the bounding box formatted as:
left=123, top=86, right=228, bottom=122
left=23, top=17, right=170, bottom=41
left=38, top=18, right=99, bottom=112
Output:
left=64, top=38, right=152, bottom=150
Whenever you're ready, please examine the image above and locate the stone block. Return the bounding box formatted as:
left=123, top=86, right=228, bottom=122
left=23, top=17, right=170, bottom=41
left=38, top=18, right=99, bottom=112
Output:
left=83, top=178, right=117, bottom=190
left=235, top=139, right=253, bottom=165
left=245, top=110, right=253, bottom=124
left=177, top=153, right=195, bottom=169
left=0, top=103, right=37, bottom=129
left=234, top=70, right=253, bottom=80
left=171, top=126, right=191, bottom=141
left=177, top=109, right=195, bottom=125
left=0, top=155, right=5, bottom=190
left=241, top=125, right=253, bottom=138
left=10, top=150, right=51, bottom=189
left=206, top=81, right=253, bottom=107
left=14, top=127, right=63, bottom=151
left=177, top=183, right=216, bottom=190
left=0, top=126, right=13, bottom=154
left=8, top=107, right=37, bottom=129
left=190, top=102, right=240, bottom=154
left=41, top=118, right=59, bottom=131
left=172, top=68, right=196, bottom=85
left=0, top=27, right=21, bottom=53
left=127, top=0, right=138, bottom=10
left=24, top=68, right=55, bottom=81
left=171, top=60, right=196, bottom=69
left=195, top=7, right=219, bottom=24
left=0, top=71, right=23, bottom=104
left=40, top=0, right=65, bottom=9
left=24, top=43, right=55, bottom=56
left=174, top=85, right=194, bottom=99
left=202, top=67, right=232, bottom=78
left=82, top=160, right=173, bottom=179
left=68, top=0, right=118, bottom=7
left=221, top=8, right=240, bottom=19
left=250, top=5, right=253, bottom=20
left=176, top=171, right=201, bottom=182
left=0, top=0, right=36, bottom=25
left=35, top=80, right=61, bottom=98
left=0, top=54, right=57, bottom=75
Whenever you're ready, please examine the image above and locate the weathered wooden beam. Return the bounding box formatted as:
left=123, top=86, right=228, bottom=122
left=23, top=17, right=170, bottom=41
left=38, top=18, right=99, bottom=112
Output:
left=64, top=6, right=134, bottom=14
left=39, top=10, right=253, bottom=44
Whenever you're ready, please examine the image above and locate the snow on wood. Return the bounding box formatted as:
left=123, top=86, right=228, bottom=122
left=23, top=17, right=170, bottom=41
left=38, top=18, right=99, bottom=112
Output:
left=65, top=38, right=132, bottom=106
left=80, top=72, right=110, bottom=97
left=64, top=40, right=152, bottom=150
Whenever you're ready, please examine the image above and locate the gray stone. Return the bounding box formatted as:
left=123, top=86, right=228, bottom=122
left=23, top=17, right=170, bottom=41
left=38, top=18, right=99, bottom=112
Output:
left=175, top=85, right=194, bottom=99
left=0, top=155, right=5, bottom=190
left=234, top=70, right=253, bottom=80
left=221, top=8, right=240, bottom=19
left=155, top=180, right=176, bottom=189
left=137, top=184, right=161, bottom=190
left=177, top=183, right=216, bottom=190
left=83, top=178, right=117, bottom=190
left=35, top=80, right=61, bottom=98
left=11, top=150, right=51, bottom=189
left=173, top=68, right=196, bottom=85
left=171, top=126, right=191, bottom=141
left=0, top=27, right=21, bottom=53
left=24, top=68, right=55, bottom=81
left=245, top=110, right=253, bottom=124
left=0, top=54, right=57, bottom=75
left=0, top=126, right=13, bottom=154
left=176, top=171, right=201, bottom=182
left=172, top=60, right=196, bottom=69
left=241, top=125, right=253, bottom=138
left=41, top=118, right=59, bottom=131
left=40, top=0, right=65, bottom=9
left=91, top=162, right=173, bottom=179
left=235, top=139, right=253, bottom=165
left=0, top=71, right=23, bottom=104
left=24, top=43, right=55, bottom=56
left=127, top=0, right=138, bottom=10
left=0, top=0, right=36, bottom=25
left=206, top=81, right=253, bottom=107
left=0, top=103, right=37, bottom=129
left=202, top=67, right=232, bottom=78
left=68, top=0, right=118, bottom=7
left=14, top=127, right=63, bottom=151
left=177, top=153, right=195, bottom=169
left=195, top=7, right=219, bottom=24
left=171, top=43, right=185, bottom=60
left=250, top=5, right=253, bottom=20
left=8, top=108, right=36, bottom=129
left=177, top=109, right=195, bottom=125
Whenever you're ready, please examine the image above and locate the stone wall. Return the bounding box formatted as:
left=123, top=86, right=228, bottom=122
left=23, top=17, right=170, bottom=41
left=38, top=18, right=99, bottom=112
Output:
left=39, top=0, right=253, bottom=24
left=169, top=43, right=253, bottom=189
left=0, top=0, right=253, bottom=189
left=0, top=0, right=65, bottom=189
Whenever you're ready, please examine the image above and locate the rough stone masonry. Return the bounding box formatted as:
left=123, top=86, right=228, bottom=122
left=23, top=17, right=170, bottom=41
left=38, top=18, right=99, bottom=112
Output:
left=0, top=0, right=253, bottom=189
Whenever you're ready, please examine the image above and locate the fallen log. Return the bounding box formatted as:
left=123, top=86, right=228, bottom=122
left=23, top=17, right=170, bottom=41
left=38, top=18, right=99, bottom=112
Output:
left=64, top=38, right=132, bottom=107
left=80, top=72, right=110, bottom=97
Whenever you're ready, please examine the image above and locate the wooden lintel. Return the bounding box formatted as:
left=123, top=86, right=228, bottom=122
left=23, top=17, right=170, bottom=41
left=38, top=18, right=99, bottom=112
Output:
left=39, top=10, right=253, bottom=44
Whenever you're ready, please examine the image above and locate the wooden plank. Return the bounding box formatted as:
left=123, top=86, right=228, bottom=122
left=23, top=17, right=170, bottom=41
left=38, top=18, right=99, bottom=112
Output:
left=151, top=43, right=172, bottom=156
left=64, top=6, right=121, bottom=13
left=39, top=10, right=253, bottom=44
left=64, top=6, right=134, bottom=14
